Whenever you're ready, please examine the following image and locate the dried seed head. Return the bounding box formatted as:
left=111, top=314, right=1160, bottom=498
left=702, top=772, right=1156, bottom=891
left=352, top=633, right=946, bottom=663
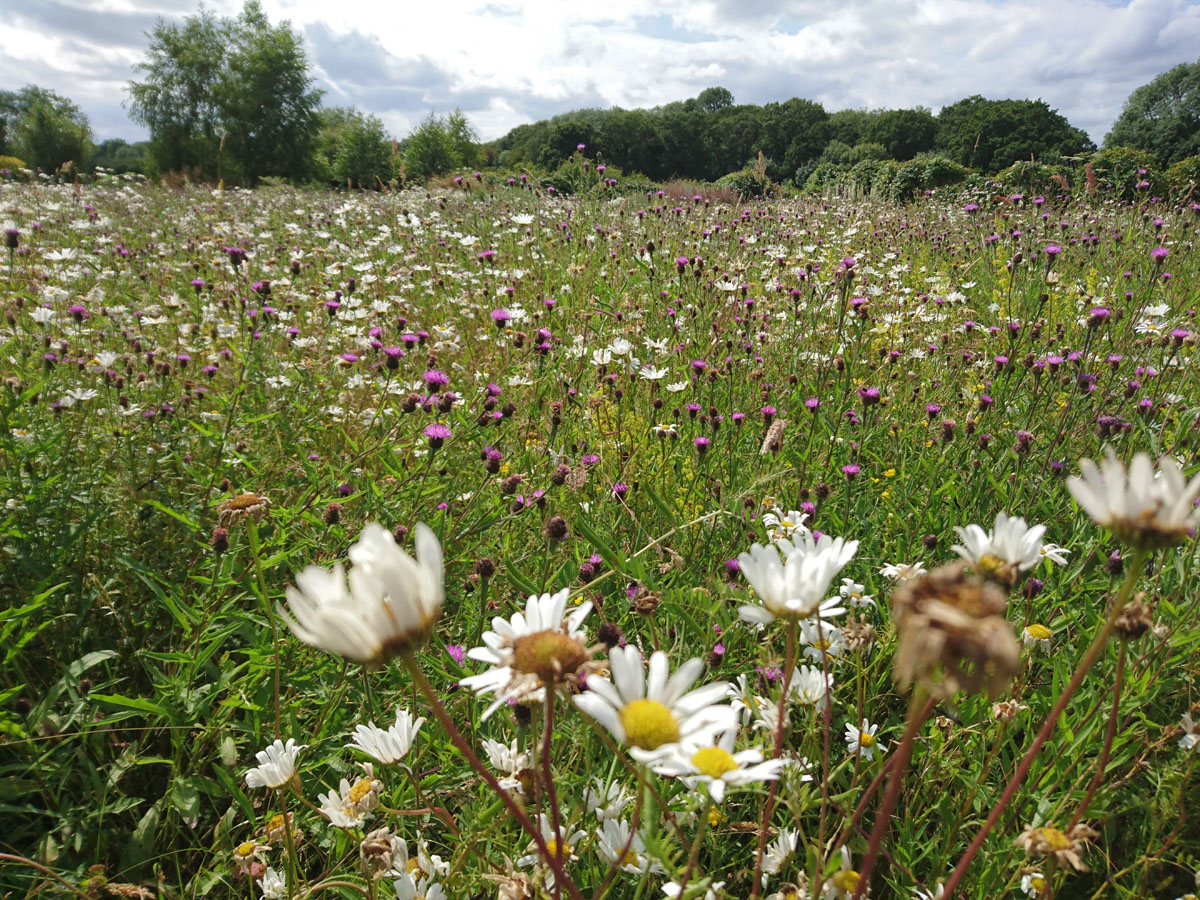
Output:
left=1114, top=595, right=1155, bottom=641
left=891, top=561, right=1019, bottom=699
left=632, top=587, right=661, bottom=616
left=216, top=492, right=270, bottom=528
left=510, top=630, right=590, bottom=685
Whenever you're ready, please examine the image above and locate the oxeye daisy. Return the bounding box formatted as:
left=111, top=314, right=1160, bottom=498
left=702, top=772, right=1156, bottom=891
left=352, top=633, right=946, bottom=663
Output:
left=650, top=727, right=784, bottom=803
left=346, top=707, right=424, bottom=765
left=736, top=536, right=857, bottom=625
left=483, top=738, right=533, bottom=794
left=761, top=507, right=811, bottom=543
left=278, top=522, right=443, bottom=665
left=258, top=867, right=286, bottom=900
left=573, top=646, right=736, bottom=761
left=244, top=738, right=305, bottom=790
left=317, top=764, right=383, bottom=829
left=459, top=588, right=596, bottom=719
left=1067, top=447, right=1200, bottom=548
left=788, top=664, right=832, bottom=710
left=1020, top=872, right=1047, bottom=897
left=845, top=718, right=883, bottom=762
left=952, top=512, right=1056, bottom=585
left=822, top=847, right=864, bottom=898
left=595, top=818, right=664, bottom=874
left=762, top=826, right=799, bottom=877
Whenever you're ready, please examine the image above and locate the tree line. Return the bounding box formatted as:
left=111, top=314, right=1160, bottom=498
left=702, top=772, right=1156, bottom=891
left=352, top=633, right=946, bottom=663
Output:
left=1, top=0, right=1196, bottom=191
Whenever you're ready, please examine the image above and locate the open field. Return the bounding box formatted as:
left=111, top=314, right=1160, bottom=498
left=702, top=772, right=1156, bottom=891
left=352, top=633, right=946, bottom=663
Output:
left=1, top=177, right=1199, bottom=900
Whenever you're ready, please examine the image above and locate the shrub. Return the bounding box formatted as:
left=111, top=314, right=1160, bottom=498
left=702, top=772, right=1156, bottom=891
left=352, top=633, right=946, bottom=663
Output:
left=0, top=154, right=27, bottom=173
left=1081, top=147, right=1163, bottom=202
left=1165, top=155, right=1200, bottom=203
left=894, top=156, right=969, bottom=201
left=995, top=160, right=1073, bottom=199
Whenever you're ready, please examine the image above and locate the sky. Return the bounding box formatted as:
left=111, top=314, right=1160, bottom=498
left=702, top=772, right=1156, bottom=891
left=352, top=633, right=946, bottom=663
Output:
left=2, top=0, right=1198, bottom=146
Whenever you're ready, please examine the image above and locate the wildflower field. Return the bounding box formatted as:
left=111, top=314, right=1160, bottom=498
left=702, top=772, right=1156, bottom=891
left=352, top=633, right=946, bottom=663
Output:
left=2, top=173, right=1199, bottom=900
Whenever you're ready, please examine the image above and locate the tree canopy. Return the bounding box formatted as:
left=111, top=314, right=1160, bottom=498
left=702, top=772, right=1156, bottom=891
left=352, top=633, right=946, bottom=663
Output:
left=1105, top=58, right=1200, bottom=166
left=934, top=95, right=1094, bottom=172
left=127, top=0, right=321, bottom=182
left=0, top=85, right=93, bottom=172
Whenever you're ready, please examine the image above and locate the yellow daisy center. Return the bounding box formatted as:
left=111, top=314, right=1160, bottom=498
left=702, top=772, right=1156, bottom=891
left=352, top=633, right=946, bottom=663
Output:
left=406, top=858, right=421, bottom=875
left=1030, top=875, right=1045, bottom=891
left=859, top=731, right=875, bottom=747
left=831, top=869, right=861, bottom=891
left=618, top=849, right=639, bottom=867
left=347, top=778, right=374, bottom=804
left=235, top=841, right=257, bottom=858
left=545, top=839, right=572, bottom=858
left=691, top=746, right=739, bottom=779
left=1040, top=826, right=1071, bottom=851
left=1026, top=624, right=1052, bottom=641
left=620, top=698, right=680, bottom=750
left=266, top=814, right=285, bottom=832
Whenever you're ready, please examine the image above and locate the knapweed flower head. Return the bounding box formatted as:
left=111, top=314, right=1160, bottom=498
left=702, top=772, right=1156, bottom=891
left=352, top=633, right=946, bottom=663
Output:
left=459, top=588, right=596, bottom=718
left=952, top=512, right=1060, bottom=586
left=890, top=561, right=1019, bottom=699
left=244, top=738, right=305, bottom=790
left=279, top=522, right=444, bottom=665
left=1067, top=447, right=1200, bottom=549
left=736, top=534, right=858, bottom=624
left=573, top=645, right=736, bottom=761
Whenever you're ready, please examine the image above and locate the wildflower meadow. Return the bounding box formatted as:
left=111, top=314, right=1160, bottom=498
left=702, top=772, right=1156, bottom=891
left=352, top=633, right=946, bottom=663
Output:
left=2, top=172, right=1199, bottom=900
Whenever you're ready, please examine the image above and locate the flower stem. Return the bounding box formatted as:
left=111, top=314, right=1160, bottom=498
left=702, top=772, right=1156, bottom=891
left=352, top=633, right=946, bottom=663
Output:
left=940, top=548, right=1147, bottom=899
left=400, top=651, right=583, bottom=900
left=751, top=618, right=797, bottom=899
left=852, top=685, right=928, bottom=898
left=1068, top=642, right=1125, bottom=830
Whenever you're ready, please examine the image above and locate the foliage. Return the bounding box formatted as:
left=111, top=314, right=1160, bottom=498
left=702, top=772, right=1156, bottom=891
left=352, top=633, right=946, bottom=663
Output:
left=1105, top=58, right=1200, bottom=166
left=1083, top=146, right=1164, bottom=201
left=934, top=95, right=1094, bottom=173
left=314, top=108, right=394, bottom=188
left=863, top=107, right=938, bottom=161
left=0, top=154, right=26, bottom=172
left=0, top=85, right=93, bottom=173
left=2, top=179, right=1198, bottom=900
left=1165, top=154, right=1200, bottom=202
left=403, top=110, right=481, bottom=183
left=89, top=139, right=150, bottom=175
left=994, top=159, right=1073, bottom=198
left=892, top=155, right=969, bottom=200
left=127, top=1, right=321, bottom=183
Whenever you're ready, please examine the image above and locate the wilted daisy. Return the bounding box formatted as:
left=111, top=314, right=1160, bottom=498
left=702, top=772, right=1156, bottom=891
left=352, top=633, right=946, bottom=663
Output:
left=952, top=512, right=1060, bottom=585
left=844, top=719, right=883, bottom=762
left=245, top=738, right=305, bottom=790
left=737, top=536, right=857, bottom=624
left=1022, top=624, right=1052, bottom=653
left=258, top=867, right=286, bottom=900
left=1015, top=822, right=1098, bottom=872
left=459, top=588, right=595, bottom=719
left=317, top=764, right=383, bottom=829
left=651, top=727, right=784, bottom=802
left=595, top=818, right=665, bottom=874
left=483, top=738, right=532, bottom=795
left=233, top=839, right=270, bottom=874
left=346, top=708, right=424, bottom=764
left=278, top=522, right=444, bottom=665
left=574, top=646, right=736, bottom=761
left=1067, top=448, right=1200, bottom=548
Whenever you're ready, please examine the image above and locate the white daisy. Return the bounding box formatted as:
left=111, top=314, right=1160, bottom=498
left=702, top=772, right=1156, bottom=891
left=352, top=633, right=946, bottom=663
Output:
left=844, top=719, right=883, bottom=762
left=483, top=738, right=531, bottom=794
left=584, top=777, right=633, bottom=821
left=459, top=588, right=594, bottom=719
left=244, top=738, right=305, bottom=790
left=736, top=537, right=856, bottom=625
left=347, top=708, right=424, bottom=765
left=800, top=619, right=845, bottom=663
left=259, top=867, right=286, bottom=900
left=952, top=512, right=1054, bottom=582
left=664, top=879, right=725, bottom=900
left=879, top=561, right=926, bottom=582
left=595, top=818, right=665, bottom=874
left=317, top=766, right=383, bottom=829
left=393, top=873, right=445, bottom=900
left=1019, top=871, right=1046, bottom=897
left=788, top=665, right=832, bottom=711
left=1067, top=447, right=1200, bottom=548
left=838, top=578, right=875, bottom=609
left=762, top=826, right=799, bottom=877
left=278, top=522, right=444, bottom=665
left=821, top=847, right=862, bottom=899
left=573, top=646, right=736, bottom=761
left=1180, top=713, right=1199, bottom=752
left=761, top=507, right=811, bottom=543
left=651, top=727, right=784, bottom=803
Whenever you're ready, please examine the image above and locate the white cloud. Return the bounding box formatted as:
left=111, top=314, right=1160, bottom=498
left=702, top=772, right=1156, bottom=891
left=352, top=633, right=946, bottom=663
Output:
left=2, top=0, right=1197, bottom=143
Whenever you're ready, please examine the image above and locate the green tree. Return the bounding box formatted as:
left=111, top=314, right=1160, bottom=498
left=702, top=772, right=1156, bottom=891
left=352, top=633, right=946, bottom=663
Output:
left=127, top=6, right=225, bottom=176
left=757, top=97, right=830, bottom=175
left=404, top=113, right=471, bottom=181
left=864, top=108, right=937, bottom=160
left=334, top=113, right=394, bottom=188
left=695, top=86, right=734, bottom=113
left=935, top=95, right=1093, bottom=172
left=0, top=86, right=93, bottom=173
left=127, top=1, right=321, bottom=182
left=1105, top=59, right=1200, bottom=166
